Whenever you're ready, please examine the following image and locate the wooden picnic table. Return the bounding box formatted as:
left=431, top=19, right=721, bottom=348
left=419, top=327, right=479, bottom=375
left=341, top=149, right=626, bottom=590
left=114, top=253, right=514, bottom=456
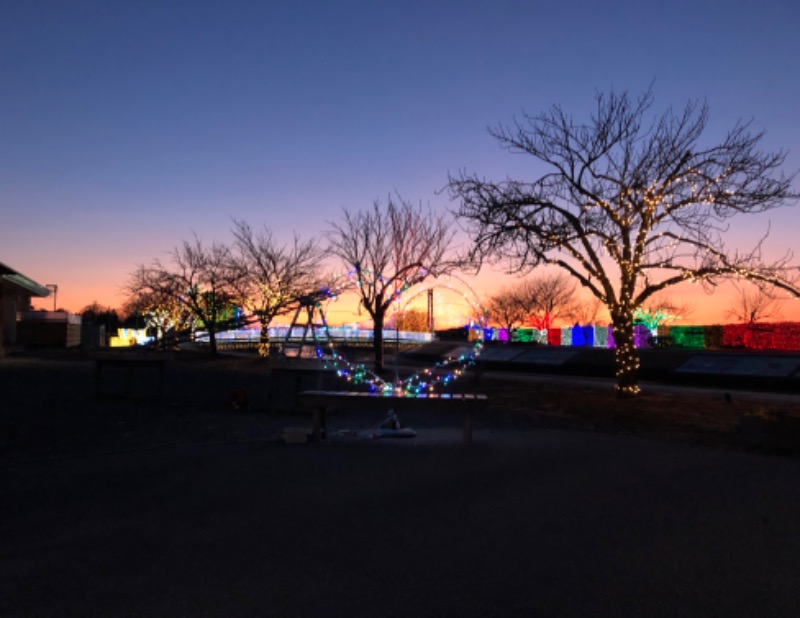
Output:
left=298, top=390, right=489, bottom=445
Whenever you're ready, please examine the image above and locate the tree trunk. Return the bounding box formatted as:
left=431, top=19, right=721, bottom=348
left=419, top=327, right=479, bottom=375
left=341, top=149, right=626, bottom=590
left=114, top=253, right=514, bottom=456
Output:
left=373, top=310, right=385, bottom=372
left=208, top=327, right=218, bottom=355
left=204, top=309, right=219, bottom=356
left=258, top=315, right=270, bottom=358
left=611, top=312, right=640, bottom=397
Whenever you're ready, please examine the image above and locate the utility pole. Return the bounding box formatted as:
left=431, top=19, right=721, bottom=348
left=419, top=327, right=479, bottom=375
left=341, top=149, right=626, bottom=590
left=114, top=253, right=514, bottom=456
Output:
left=427, top=289, right=434, bottom=334
left=46, top=284, right=58, bottom=312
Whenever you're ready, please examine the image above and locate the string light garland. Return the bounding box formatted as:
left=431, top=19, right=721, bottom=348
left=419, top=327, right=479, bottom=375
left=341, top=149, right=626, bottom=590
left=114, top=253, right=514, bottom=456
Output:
left=286, top=272, right=489, bottom=395
left=317, top=340, right=484, bottom=395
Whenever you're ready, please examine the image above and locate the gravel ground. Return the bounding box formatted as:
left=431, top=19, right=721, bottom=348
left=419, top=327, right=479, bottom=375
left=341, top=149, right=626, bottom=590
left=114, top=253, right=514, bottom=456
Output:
left=3, top=350, right=800, bottom=617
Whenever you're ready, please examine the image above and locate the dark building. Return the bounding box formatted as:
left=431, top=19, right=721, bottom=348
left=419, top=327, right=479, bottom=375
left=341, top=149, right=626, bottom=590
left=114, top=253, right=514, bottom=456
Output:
left=0, top=261, right=51, bottom=356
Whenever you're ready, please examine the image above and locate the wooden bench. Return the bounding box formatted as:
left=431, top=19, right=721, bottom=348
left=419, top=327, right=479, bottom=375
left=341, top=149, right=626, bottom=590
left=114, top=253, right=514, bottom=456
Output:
left=298, top=390, right=489, bottom=445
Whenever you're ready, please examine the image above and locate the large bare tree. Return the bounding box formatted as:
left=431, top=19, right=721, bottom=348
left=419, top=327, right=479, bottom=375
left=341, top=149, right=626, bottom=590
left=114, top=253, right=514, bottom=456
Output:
left=122, top=286, right=188, bottom=348
left=485, top=286, right=528, bottom=337
left=127, top=236, right=240, bottom=355
left=389, top=308, right=430, bottom=333
left=568, top=296, right=607, bottom=326
left=449, top=88, right=799, bottom=396
left=726, top=281, right=785, bottom=324
left=516, top=273, right=577, bottom=330
left=327, top=196, right=455, bottom=371
left=230, top=220, right=326, bottom=356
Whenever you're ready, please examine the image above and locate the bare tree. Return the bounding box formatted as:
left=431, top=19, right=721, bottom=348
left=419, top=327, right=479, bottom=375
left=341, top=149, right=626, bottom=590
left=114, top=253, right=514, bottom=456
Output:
left=389, top=308, right=430, bottom=333
left=80, top=301, right=121, bottom=337
left=516, top=273, right=577, bottom=330
left=568, top=296, right=607, bottom=325
left=726, top=281, right=785, bottom=324
left=122, top=287, right=188, bottom=348
left=126, top=236, right=240, bottom=355
left=230, top=220, right=326, bottom=356
left=326, top=196, right=455, bottom=371
left=449, top=88, right=799, bottom=396
left=485, top=287, right=527, bottom=337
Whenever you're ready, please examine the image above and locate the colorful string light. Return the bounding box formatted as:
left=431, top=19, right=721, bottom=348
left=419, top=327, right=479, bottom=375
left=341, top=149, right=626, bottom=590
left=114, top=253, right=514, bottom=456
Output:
left=316, top=341, right=484, bottom=395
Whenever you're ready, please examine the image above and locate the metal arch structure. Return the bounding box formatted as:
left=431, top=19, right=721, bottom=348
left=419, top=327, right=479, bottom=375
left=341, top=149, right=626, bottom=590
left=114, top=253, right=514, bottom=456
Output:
left=392, top=272, right=488, bottom=333
left=280, top=271, right=488, bottom=346
left=321, top=268, right=487, bottom=326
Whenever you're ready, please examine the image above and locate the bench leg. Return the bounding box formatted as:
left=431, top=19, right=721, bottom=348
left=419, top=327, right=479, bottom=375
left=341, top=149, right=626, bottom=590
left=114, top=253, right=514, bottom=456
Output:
left=312, top=406, right=326, bottom=442
left=463, top=409, right=473, bottom=445
left=156, top=364, right=165, bottom=401
left=94, top=361, right=103, bottom=399
left=125, top=365, right=135, bottom=400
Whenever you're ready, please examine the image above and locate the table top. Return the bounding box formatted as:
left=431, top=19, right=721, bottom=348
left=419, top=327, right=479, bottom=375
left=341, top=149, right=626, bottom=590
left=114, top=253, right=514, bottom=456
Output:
left=299, top=390, right=487, bottom=400
left=93, top=352, right=170, bottom=364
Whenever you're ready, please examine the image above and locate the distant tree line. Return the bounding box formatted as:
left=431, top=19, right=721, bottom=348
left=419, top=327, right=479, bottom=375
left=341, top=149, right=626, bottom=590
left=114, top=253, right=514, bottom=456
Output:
left=125, top=196, right=456, bottom=371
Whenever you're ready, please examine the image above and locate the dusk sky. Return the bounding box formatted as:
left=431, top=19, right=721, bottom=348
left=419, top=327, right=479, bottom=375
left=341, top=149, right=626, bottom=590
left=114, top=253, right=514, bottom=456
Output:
left=2, top=1, right=799, bottom=324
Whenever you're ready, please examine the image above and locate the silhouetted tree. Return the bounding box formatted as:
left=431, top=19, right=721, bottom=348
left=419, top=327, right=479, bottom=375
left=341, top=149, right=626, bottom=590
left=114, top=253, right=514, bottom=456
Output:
left=127, top=236, right=241, bottom=355
left=80, top=301, right=104, bottom=321
left=516, top=273, right=577, bottom=331
left=122, top=289, right=188, bottom=347
left=485, top=287, right=527, bottom=337
left=389, top=308, right=430, bottom=333
left=80, top=301, right=120, bottom=332
left=230, top=220, right=326, bottom=356
left=450, top=88, right=799, bottom=396
left=327, top=196, right=455, bottom=371
left=726, top=281, right=785, bottom=324
left=568, top=296, right=607, bottom=326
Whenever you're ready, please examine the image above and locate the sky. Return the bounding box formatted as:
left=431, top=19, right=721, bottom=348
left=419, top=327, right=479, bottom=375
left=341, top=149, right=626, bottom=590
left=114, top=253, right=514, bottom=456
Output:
left=2, top=0, right=799, bottom=325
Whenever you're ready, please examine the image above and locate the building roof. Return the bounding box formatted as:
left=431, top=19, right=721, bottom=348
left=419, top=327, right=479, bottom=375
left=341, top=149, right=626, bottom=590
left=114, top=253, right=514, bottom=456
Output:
left=0, top=261, right=51, bottom=297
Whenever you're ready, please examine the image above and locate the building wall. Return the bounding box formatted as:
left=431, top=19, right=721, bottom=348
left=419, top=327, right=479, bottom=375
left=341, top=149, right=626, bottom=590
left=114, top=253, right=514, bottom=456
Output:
left=1, top=286, right=32, bottom=348
left=0, top=284, right=5, bottom=356
left=17, top=312, right=82, bottom=348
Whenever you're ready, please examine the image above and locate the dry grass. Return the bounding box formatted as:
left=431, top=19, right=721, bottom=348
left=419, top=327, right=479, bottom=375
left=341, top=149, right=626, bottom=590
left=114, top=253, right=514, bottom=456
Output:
left=2, top=349, right=799, bottom=461
left=481, top=375, right=799, bottom=448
